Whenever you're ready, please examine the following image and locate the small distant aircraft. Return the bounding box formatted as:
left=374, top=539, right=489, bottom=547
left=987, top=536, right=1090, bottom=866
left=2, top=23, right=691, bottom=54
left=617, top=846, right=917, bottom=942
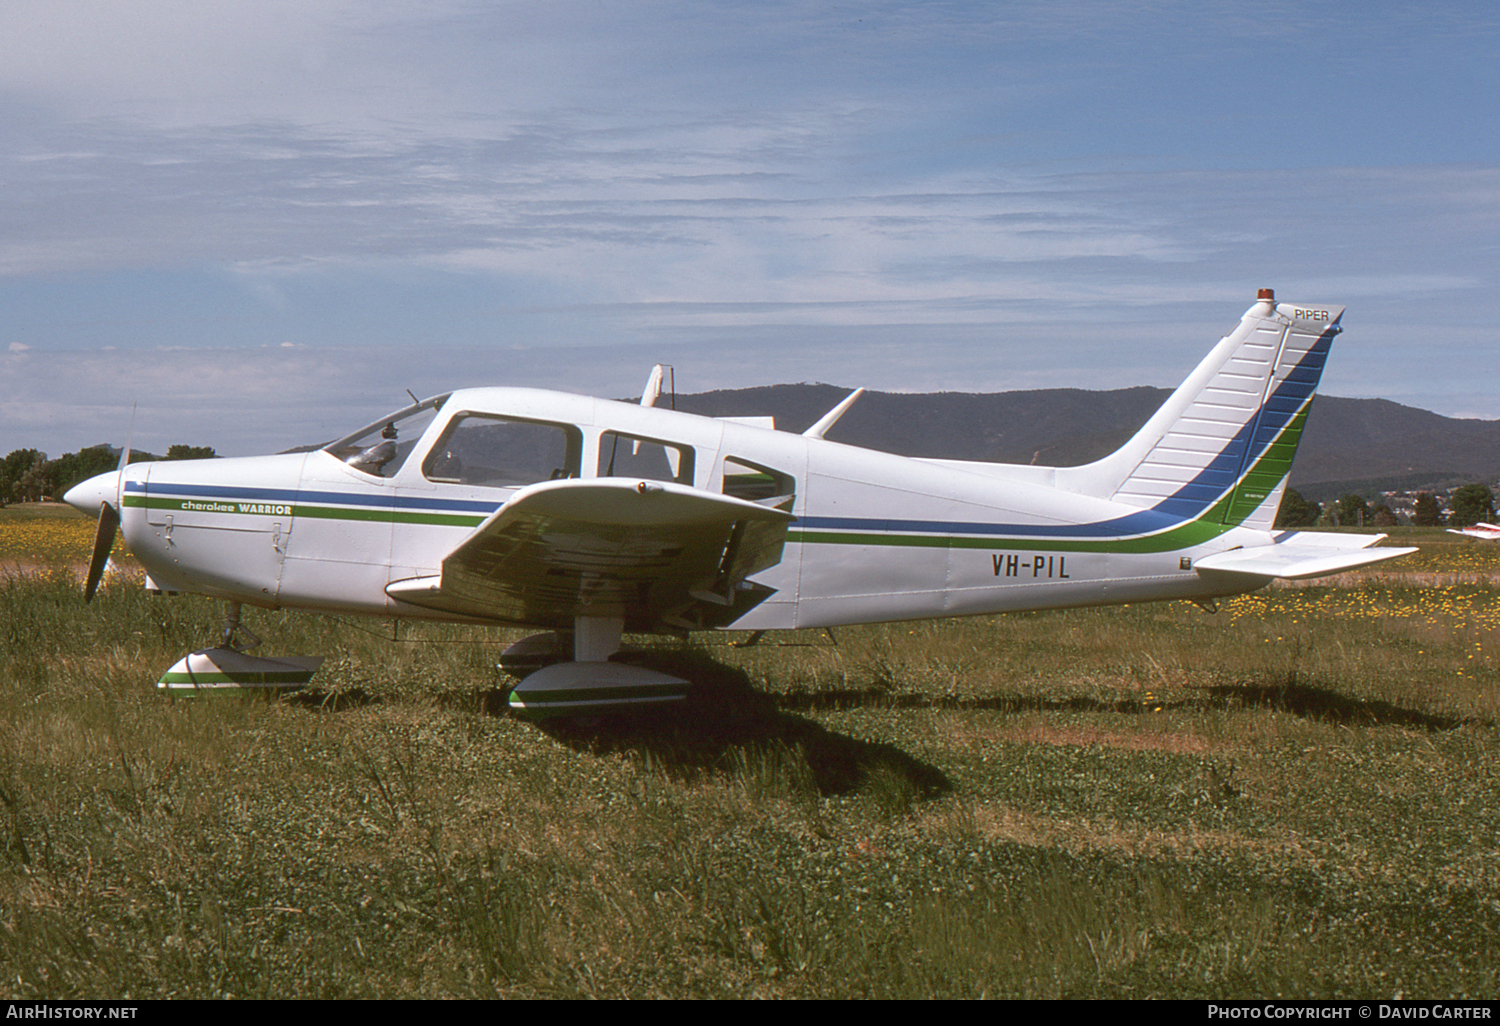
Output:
left=65, top=289, right=1415, bottom=716
left=1448, top=523, right=1500, bottom=540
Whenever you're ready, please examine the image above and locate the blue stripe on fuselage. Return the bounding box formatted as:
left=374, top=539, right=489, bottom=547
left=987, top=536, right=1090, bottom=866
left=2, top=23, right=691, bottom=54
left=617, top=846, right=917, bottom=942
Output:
left=797, top=506, right=1180, bottom=539
left=131, top=479, right=501, bottom=515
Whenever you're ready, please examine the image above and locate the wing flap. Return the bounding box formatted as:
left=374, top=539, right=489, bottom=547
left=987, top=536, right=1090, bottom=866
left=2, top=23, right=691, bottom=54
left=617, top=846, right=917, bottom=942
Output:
left=1194, top=531, right=1416, bottom=581
left=387, top=479, right=793, bottom=630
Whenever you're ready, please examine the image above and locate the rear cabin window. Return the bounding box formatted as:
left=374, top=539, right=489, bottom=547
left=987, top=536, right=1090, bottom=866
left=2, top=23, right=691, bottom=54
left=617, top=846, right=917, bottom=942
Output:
left=423, top=415, right=581, bottom=488
left=722, top=457, right=795, bottom=509
left=596, top=432, right=694, bottom=485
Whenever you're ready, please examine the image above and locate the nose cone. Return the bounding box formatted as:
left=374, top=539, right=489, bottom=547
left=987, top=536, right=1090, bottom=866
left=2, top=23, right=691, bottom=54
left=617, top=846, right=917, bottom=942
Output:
left=64, top=470, right=122, bottom=515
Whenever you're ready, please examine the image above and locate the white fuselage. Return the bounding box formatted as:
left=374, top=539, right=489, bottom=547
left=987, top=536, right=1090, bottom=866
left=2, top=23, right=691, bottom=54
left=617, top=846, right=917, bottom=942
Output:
left=112, top=386, right=1269, bottom=632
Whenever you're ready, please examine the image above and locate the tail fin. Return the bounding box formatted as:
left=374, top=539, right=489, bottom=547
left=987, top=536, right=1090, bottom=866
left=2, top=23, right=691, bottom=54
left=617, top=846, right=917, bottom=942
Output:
left=1062, top=289, right=1342, bottom=532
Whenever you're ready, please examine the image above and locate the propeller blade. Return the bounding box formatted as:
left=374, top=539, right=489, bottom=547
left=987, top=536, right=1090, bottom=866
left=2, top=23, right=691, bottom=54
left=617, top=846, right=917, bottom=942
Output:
left=84, top=502, right=120, bottom=603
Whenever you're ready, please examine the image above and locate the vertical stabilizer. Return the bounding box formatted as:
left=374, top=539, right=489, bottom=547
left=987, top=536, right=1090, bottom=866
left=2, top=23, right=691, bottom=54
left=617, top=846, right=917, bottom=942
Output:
left=1061, top=290, right=1342, bottom=532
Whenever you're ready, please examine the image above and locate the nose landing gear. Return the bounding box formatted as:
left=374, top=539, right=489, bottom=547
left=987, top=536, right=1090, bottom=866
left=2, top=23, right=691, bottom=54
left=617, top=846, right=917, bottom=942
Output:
left=156, top=601, right=324, bottom=695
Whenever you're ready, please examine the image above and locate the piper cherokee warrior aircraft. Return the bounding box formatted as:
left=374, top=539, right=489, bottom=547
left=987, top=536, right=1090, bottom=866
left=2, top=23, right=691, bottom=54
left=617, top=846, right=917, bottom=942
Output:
left=65, top=288, right=1416, bottom=717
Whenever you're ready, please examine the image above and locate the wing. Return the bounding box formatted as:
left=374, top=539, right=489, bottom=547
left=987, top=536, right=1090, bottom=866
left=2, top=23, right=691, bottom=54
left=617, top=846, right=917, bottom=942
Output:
left=1194, top=531, right=1416, bottom=582
left=387, top=478, right=794, bottom=631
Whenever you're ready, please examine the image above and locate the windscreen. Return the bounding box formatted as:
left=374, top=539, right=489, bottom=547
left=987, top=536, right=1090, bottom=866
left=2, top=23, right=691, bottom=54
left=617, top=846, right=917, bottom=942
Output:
left=324, top=394, right=451, bottom=477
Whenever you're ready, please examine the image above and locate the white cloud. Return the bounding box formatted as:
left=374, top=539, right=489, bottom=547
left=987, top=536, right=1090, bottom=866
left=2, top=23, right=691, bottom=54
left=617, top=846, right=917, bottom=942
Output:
left=3, top=1, right=1499, bottom=456
left=0, top=1, right=457, bottom=127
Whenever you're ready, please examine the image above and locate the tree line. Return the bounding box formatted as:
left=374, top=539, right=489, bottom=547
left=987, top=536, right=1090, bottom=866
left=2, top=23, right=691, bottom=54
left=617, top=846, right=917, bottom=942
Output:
left=1276, top=484, right=1497, bottom=529
left=0, top=445, right=217, bottom=507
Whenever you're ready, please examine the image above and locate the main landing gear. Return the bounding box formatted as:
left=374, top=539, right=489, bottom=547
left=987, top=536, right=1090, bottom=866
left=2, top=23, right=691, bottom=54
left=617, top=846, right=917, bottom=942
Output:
left=499, top=615, right=690, bottom=720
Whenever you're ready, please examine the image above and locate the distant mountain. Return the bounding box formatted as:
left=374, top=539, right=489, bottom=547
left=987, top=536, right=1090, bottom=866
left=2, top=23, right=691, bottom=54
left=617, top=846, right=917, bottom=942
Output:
left=1294, top=398, right=1500, bottom=496
left=664, top=385, right=1500, bottom=501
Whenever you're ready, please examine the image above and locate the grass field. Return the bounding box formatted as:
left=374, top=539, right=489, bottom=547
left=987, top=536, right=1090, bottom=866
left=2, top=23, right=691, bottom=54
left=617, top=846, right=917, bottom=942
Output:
left=2, top=507, right=1498, bottom=998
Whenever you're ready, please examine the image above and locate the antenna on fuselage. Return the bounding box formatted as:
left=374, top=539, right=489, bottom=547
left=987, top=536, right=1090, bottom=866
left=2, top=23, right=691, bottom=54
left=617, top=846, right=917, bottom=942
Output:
left=803, top=387, right=864, bottom=439
left=640, top=365, right=675, bottom=408
left=635, top=365, right=676, bottom=452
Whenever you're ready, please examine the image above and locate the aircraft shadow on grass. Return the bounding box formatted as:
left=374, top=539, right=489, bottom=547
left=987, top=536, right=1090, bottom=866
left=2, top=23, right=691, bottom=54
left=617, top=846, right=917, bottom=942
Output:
left=769, top=676, right=1480, bottom=733
left=288, top=649, right=952, bottom=801
left=1199, top=678, right=1476, bottom=732
left=530, top=650, right=954, bottom=801
left=287, top=651, right=1476, bottom=807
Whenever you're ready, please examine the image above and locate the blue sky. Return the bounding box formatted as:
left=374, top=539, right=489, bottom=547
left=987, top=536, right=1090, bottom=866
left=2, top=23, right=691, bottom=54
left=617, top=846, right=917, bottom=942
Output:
left=3, top=1, right=1497, bottom=457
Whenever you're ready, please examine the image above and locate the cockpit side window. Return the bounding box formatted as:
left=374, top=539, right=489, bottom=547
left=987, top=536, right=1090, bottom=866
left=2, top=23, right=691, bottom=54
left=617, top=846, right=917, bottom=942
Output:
left=424, top=414, right=581, bottom=488
left=596, top=432, right=694, bottom=485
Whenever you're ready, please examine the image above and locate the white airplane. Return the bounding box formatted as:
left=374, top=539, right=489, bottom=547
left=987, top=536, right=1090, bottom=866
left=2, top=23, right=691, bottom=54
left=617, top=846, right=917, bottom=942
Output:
left=65, top=288, right=1416, bottom=716
left=1448, top=523, right=1500, bottom=540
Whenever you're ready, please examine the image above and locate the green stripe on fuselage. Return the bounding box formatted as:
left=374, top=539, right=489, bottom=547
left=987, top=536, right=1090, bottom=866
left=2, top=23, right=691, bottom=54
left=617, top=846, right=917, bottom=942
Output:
left=293, top=504, right=484, bottom=528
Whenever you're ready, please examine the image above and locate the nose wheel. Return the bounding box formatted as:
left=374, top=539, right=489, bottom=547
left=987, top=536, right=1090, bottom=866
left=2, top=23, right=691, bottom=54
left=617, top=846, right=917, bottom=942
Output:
left=155, top=601, right=322, bottom=695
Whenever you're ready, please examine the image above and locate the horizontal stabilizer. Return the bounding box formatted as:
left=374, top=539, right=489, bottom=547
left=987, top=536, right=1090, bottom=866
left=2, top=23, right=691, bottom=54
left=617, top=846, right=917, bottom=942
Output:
left=1194, top=532, right=1416, bottom=581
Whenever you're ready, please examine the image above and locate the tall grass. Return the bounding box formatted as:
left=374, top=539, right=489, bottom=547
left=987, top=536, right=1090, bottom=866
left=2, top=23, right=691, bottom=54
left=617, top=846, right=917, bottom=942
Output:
left=2, top=567, right=1497, bottom=998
